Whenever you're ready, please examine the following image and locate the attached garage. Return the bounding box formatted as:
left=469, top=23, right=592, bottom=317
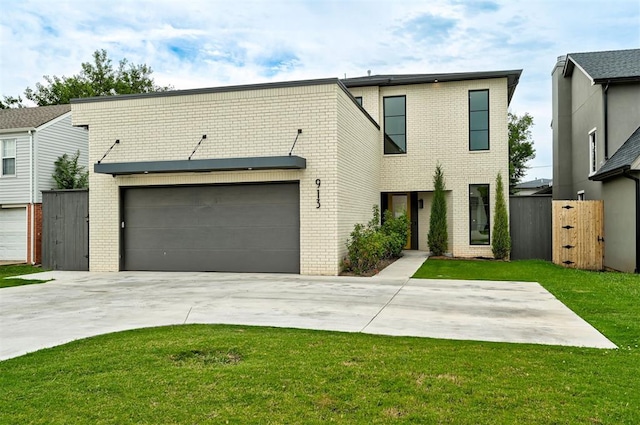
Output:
left=0, top=207, right=27, bottom=261
left=122, top=182, right=300, bottom=273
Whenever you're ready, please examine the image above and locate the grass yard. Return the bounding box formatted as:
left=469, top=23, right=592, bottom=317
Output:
left=0, top=264, right=46, bottom=288
left=0, top=260, right=639, bottom=424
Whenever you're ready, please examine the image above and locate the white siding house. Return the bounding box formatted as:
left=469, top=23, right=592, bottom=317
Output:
left=0, top=105, right=88, bottom=263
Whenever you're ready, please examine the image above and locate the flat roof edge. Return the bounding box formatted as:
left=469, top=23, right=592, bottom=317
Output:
left=71, top=78, right=341, bottom=104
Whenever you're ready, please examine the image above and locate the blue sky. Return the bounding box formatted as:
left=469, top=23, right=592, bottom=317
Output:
left=1, top=0, right=639, bottom=180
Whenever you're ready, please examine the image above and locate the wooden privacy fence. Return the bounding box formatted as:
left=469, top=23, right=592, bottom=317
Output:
left=552, top=200, right=604, bottom=270
left=42, top=189, right=89, bottom=271
left=509, top=195, right=552, bottom=260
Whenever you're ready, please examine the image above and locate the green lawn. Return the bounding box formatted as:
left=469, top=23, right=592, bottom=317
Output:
left=0, top=260, right=639, bottom=424
left=0, top=264, right=46, bottom=288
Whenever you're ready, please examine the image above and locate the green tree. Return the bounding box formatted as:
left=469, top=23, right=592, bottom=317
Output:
left=53, top=151, right=88, bottom=189
left=24, top=49, right=172, bottom=105
left=0, top=95, right=25, bottom=109
left=509, top=112, right=536, bottom=190
left=491, top=172, right=511, bottom=260
left=427, top=163, right=448, bottom=256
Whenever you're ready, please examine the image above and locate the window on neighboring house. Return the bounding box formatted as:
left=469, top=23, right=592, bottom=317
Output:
left=469, top=184, right=490, bottom=245
left=469, top=89, right=489, bottom=151
left=383, top=95, right=406, bottom=154
left=589, top=129, right=597, bottom=175
left=1, top=139, right=16, bottom=177
left=354, top=96, right=363, bottom=107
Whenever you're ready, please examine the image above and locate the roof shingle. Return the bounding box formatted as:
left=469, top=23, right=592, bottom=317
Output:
left=0, top=104, right=71, bottom=131
left=591, top=125, right=640, bottom=181
left=565, top=49, right=640, bottom=83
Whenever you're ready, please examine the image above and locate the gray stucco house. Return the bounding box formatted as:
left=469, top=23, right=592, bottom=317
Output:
left=0, top=105, right=88, bottom=263
left=552, top=48, right=640, bottom=273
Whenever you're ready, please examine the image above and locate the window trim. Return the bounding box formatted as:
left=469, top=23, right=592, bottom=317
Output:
left=1, top=139, right=17, bottom=177
left=469, top=89, right=490, bottom=151
left=469, top=183, right=490, bottom=246
left=383, top=95, right=407, bottom=155
left=588, top=128, right=597, bottom=176
left=577, top=190, right=585, bottom=201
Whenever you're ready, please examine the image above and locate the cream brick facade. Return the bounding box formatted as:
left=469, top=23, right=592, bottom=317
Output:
left=72, top=81, right=379, bottom=275
left=348, top=77, right=511, bottom=257
left=73, top=71, right=518, bottom=275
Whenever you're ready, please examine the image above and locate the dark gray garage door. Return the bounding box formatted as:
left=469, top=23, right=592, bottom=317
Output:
left=123, top=182, right=300, bottom=273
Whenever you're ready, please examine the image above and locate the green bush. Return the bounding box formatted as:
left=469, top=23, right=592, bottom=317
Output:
left=53, top=150, right=88, bottom=189
left=344, top=206, right=409, bottom=275
left=381, top=209, right=409, bottom=258
left=492, top=172, right=511, bottom=260
left=428, top=163, right=448, bottom=256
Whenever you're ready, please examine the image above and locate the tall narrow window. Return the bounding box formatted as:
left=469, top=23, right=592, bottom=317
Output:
left=469, top=90, right=489, bottom=150
left=589, top=129, right=597, bottom=175
left=1, top=139, right=16, bottom=177
left=383, top=96, right=406, bottom=154
left=354, top=96, right=363, bottom=107
left=469, top=184, right=490, bottom=245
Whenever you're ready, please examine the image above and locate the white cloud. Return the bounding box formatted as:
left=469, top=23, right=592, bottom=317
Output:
left=1, top=0, right=638, bottom=179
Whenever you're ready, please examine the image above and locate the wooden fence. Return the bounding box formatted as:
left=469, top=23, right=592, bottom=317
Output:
left=42, top=189, right=89, bottom=271
left=552, top=200, right=604, bottom=270
left=509, top=195, right=552, bottom=260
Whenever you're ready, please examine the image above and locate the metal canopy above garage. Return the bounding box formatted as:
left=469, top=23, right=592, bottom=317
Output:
left=122, top=182, right=300, bottom=273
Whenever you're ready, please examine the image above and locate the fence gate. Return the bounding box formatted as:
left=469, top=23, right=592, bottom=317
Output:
left=552, top=200, right=604, bottom=270
left=42, top=189, right=89, bottom=271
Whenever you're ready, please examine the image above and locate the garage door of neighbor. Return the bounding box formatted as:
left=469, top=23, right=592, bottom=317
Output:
left=123, top=182, right=300, bottom=273
left=0, top=207, right=27, bottom=261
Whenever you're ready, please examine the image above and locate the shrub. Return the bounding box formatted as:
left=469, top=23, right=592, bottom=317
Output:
left=53, top=150, right=88, bottom=189
left=344, top=205, right=409, bottom=275
left=428, top=163, right=448, bottom=256
left=492, top=172, right=511, bottom=260
left=381, top=209, right=409, bottom=258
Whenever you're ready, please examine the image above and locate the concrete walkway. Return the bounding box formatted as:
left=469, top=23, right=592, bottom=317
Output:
left=0, top=253, right=616, bottom=360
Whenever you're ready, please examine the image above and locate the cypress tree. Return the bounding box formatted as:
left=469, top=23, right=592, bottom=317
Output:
left=427, top=163, right=448, bottom=256
left=492, top=172, right=511, bottom=259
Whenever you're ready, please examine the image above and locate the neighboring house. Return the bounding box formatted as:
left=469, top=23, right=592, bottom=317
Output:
left=552, top=48, right=640, bottom=273
left=0, top=105, right=88, bottom=263
left=513, top=178, right=552, bottom=196
left=71, top=69, right=521, bottom=275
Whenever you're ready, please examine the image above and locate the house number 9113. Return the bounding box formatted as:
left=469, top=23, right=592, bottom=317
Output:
left=316, top=179, right=321, bottom=209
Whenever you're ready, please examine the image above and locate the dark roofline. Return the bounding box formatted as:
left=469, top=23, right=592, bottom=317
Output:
left=71, top=78, right=341, bottom=104
left=71, top=77, right=380, bottom=130
left=563, top=49, right=640, bottom=84
left=589, top=165, right=631, bottom=181
left=342, top=70, right=522, bottom=103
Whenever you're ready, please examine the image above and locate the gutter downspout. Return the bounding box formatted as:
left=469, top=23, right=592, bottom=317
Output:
left=623, top=171, right=640, bottom=273
left=603, top=82, right=610, bottom=160
left=28, top=130, right=35, bottom=265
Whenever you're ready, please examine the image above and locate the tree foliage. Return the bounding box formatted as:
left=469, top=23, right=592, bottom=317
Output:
left=0, top=95, right=25, bottom=109
left=427, top=163, right=448, bottom=256
left=491, top=172, right=511, bottom=260
left=24, top=49, right=172, bottom=105
left=508, top=112, right=536, bottom=190
left=53, top=150, right=88, bottom=189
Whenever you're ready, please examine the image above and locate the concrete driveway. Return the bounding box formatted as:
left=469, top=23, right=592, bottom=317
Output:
left=0, top=255, right=616, bottom=360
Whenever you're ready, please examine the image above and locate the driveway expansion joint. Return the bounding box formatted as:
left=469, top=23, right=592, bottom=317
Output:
left=359, top=278, right=409, bottom=333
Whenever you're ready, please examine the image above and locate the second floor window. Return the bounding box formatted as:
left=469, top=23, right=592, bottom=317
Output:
left=469, top=90, right=489, bottom=151
left=1, top=139, right=16, bottom=177
left=383, top=96, right=406, bottom=154
left=354, top=96, right=363, bottom=107
left=589, top=129, right=597, bottom=175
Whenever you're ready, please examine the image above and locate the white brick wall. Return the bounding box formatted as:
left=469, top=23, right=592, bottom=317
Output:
left=350, top=78, right=510, bottom=257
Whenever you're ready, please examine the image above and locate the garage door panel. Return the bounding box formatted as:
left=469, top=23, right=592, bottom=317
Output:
left=126, top=225, right=299, bottom=251
left=123, top=183, right=300, bottom=273
left=0, top=208, right=27, bottom=261
left=126, top=248, right=299, bottom=273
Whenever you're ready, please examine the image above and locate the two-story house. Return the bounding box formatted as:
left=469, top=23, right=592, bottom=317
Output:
left=0, top=105, right=88, bottom=264
left=552, top=48, right=640, bottom=273
left=71, top=70, right=520, bottom=275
